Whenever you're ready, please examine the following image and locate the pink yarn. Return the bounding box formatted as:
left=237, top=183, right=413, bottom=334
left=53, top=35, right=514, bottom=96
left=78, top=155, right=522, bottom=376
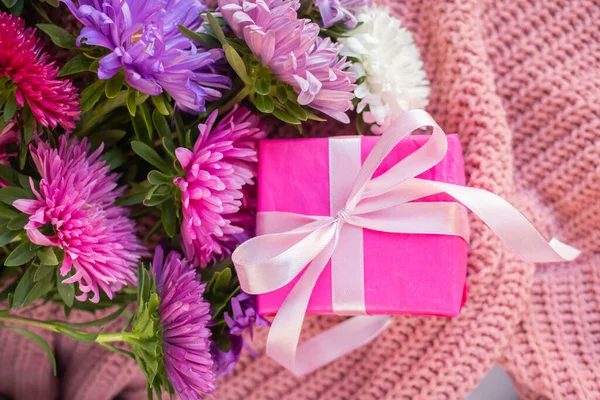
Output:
left=1, top=1, right=599, bottom=399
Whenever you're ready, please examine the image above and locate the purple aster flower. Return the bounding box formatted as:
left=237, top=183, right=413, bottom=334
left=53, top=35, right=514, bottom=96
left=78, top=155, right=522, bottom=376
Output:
left=60, top=0, right=231, bottom=113
left=315, top=0, right=371, bottom=28
left=211, top=292, right=270, bottom=377
left=12, top=136, right=147, bottom=303
left=153, top=246, right=216, bottom=399
left=210, top=336, right=243, bottom=377
left=219, top=0, right=356, bottom=123
left=224, top=292, right=269, bottom=338
left=173, top=105, right=267, bottom=267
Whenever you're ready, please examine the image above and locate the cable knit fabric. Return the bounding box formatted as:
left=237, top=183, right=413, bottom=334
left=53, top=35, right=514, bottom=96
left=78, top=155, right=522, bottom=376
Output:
left=0, top=0, right=599, bottom=399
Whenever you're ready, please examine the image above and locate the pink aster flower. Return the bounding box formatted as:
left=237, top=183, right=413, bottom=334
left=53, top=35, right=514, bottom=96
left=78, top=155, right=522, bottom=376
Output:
left=0, top=120, right=19, bottom=188
left=13, top=136, right=147, bottom=303
left=174, top=105, right=267, bottom=267
left=0, top=12, right=80, bottom=131
left=152, top=246, right=216, bottom=399
left=218, top=0, right=356, bottom=123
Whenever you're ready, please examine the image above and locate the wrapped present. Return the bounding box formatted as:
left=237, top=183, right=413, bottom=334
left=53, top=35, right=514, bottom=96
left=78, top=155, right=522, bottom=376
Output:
left=232, top=110, right=579, bottom=376
left=256, top=134, right=469, bottom=317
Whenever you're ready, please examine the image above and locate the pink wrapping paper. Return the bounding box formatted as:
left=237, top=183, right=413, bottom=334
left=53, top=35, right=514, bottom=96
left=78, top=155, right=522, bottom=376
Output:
left=256, top=134, right=468, bottom=317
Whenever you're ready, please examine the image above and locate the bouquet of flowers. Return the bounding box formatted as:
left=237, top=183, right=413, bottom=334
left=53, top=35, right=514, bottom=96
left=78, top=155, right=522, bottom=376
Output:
left=0, top=0, right=429, bottom=397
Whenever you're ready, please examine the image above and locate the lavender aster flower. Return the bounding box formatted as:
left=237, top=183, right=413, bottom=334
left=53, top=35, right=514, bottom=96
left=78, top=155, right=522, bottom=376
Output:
left=219, top=0, right=356, bottom=123
left=315, top=0, right=371, bottom=28
left=60, top=0, right=231, bottom=113
left=174, top=106, right=267, bottom=267
left=153, top=246, right=216, bottom=399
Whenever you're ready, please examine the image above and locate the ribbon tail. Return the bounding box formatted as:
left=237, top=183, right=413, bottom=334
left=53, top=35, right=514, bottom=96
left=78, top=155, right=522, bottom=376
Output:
left=265, top=224, right=392, bottom=376
left=409, top=179, right=580, bottom=262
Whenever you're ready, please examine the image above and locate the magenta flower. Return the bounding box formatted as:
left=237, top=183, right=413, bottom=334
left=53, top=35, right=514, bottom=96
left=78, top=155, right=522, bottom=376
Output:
left=0, top=12, right=80, bottom=130
left=219, top=0, right=356, bottom=123
left=13, top=136, right=146, bottom=303
left=60, top=0, right=230, bottom=113
left=174, top=106, right=267, bottom=267
left=315, top=0, right=371, bottom=28
left=0, top=120, right=19, bottom=188
left=152, top=246, right=216, bottom=399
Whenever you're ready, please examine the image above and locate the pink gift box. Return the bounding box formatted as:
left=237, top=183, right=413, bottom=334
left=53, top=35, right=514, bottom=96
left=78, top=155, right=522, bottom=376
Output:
left=256, top=134, right=468, bottom=317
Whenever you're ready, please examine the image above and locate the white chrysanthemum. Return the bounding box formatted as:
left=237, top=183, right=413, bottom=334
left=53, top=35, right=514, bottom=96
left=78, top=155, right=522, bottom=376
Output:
left=339, top=6, right=430, bottom=133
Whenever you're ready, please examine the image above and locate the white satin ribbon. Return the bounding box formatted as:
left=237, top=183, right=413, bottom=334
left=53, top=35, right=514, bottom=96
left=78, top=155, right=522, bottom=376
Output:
left=232, top=109, right=580, bottom=376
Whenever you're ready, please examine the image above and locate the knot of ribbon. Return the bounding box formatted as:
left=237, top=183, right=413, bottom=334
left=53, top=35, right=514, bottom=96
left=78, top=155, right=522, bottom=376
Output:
left=335, top=208, right=350, bottom=223
left=232, top=110, right=580, bottom=377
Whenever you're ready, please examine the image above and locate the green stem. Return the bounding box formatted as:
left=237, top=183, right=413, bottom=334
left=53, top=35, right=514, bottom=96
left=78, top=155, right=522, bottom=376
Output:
left=0, top=313, right=135, bottom=346
left=218, top=86, right=250, bottom=116
left=0, top=314, right=60, bottom=332
left=95, top=332, right=127, bottom=343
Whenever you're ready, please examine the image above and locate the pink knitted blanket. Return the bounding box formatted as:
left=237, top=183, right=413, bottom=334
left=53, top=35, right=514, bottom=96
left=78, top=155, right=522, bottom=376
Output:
left=1, top=1, right=598, bottom=399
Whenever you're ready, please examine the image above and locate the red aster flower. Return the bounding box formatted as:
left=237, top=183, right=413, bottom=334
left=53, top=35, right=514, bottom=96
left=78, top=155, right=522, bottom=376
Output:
left=0, top=12, right=80, bottom=131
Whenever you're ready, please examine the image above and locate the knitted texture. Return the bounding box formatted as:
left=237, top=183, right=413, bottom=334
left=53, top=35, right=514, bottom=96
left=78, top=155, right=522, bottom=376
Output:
left=1, top=0, right=599, bottom=399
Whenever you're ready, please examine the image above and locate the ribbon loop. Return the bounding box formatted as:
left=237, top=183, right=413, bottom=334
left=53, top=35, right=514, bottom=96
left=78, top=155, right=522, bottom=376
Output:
left=231, top=109, right=580, bottom=377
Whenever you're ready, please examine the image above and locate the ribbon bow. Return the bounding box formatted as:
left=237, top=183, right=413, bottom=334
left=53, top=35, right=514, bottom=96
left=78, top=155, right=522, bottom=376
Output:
left=232, top=110, right=580, bottom=376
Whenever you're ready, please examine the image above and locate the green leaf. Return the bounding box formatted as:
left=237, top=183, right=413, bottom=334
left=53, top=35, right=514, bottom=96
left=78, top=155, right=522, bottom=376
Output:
left=38, top=247, right=58, bottom=266
left=214, top=268, right=233, bottom=293
left=88, top=129, right=126, bottom=149
left=152, top=110, right=171, bottom=140
left=147, top=170, right=173, bottom=186
left=126, top=87, right=137, bottom=116
left=58, top=54, right=94, bottom=77
left=115, top=185, right=149, bottom=206
left=0, top=164, right=20, bottom=187
left=105, top=71, right=124, bottom=99
left=102, top=148, right=127, bottom=171
left=151, top=95, right=170, bottom=116
left=162, top=137, right=176, bottom=162
left=8, top=0, right=24, bottom=16
left=36, top=24, right=76, bottom=49
left=254, top=78, right=270, bottom=96
left=4, top=327, right=57, bottom=376
left=223, top=43, right=251, bottom=85
left=205, top=12, right=227, bottom=44
left=56, top=305, right=127, bottom=328
left=161, top=200, right=176, bottom=238
left=272, top=107, right=301, bottom=125
left=55, top=326, right=100, bottom=343
left=7, top=213, right=29, bottom=231
left=138, top=102, right=153, bottom=141
left=131, top=141, right=172, bottom=173
left=12, top=266, right=35, bottom=307
left=0, top=223, right=18, bottom=246
left=254, top=95, right=275, bottom=113
left=21, top=105, right=35, bottom=145
left=178, top=25, right=220, bottom=49
left=56, top=269, right=75, bottom=308
left=4, top=95, right=17, bottom=122
left=286, top=102, right=308, bottom=121
left=0, top=202, right=18, bottom=220
left=23, top=270, right=55, bottom=306
left=5, top=242, right=36, bottom=267
left=0, top=186, right=32, bottom=205
left=0, top=279, right=18, bottom=303
left=2, top=0, right=19, bottom=8
left=276, top=85, right=288, bottom=104
left=143, top=190, right=172, bottom=207
left=34, top=264, right=55, bottom=282
left=80, top=80, right=106, bottom=113
left=89, top=59, right=99, bottom=73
